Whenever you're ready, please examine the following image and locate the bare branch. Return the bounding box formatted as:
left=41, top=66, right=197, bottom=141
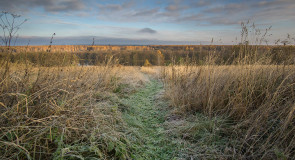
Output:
left=0, top=11, right=27, bottom=48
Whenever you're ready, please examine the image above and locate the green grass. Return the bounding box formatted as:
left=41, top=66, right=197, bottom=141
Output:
left=114, top=78, right=232, bottom=159
left=121, top=80, right=184, bottom=159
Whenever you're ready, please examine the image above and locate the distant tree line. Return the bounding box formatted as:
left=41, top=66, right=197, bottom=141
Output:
left=0, top=45, right=294, bottom=66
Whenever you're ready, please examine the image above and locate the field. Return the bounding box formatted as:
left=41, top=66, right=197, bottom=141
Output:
left=1, top=42, right=295, bottom=159
left=1, top=0, right=295, bottom=158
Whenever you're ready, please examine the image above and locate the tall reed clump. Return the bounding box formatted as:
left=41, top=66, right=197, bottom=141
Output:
left=162, top=22, right=295, bottom=159
left=0, top=54, right=134, bottom=159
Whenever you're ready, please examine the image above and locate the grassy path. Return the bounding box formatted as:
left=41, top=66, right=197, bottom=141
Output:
left=122, top=80, right=183, bottom=159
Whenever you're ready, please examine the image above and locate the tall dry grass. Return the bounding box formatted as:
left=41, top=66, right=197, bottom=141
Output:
left=0, top=54, right=147, bottom=159
left=162, top=22, right=295, bottom=159
left=163, top=62, right=295, bottom=158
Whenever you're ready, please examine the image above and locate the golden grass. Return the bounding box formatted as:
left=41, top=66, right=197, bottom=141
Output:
left=0, top=60, right=147, bottom=159
left=140, top=66, right=162, bottom=79
left=163, top=64, right=295, bottom=158
left=1, top=40, right=295, bottom=159
left=116, top=66, right=150, bottom=90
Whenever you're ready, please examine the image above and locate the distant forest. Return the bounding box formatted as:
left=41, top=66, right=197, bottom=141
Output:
left=1, top=45, right=294, bottom=66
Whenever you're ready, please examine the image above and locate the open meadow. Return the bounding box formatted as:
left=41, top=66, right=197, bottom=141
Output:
left=1, top=42, right=295, bottom=159
left=1, top=1, right=295, bottom=159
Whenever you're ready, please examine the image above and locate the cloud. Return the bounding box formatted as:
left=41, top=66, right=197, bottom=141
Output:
left=98, top=1, right=134, bottom=12
left=2, top=0, right=294, bottom=44
left=44, top=0, right=85, bottom=12
left=95, top=0, right=295, bottom=27
left=166, top=5, right=179, bottom=12
left=204, top=3, right=246, bottom=14
left=0, top=0, right=85, bottom=12
left=133, top=8, right=159, bottom=17
left=98, top=4, right=123, bottom=11
left=138, top=28, right=157, bottom=34
left=172, top=0, right=295, bottom=26
left=193, top=0, right=212, bottom=7
left=256, top=0, right=295, bottom=8
left=162, top=0, right=188, bottom=17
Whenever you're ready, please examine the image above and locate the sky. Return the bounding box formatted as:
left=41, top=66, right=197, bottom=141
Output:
left=0, top=0, right=295, bottom=45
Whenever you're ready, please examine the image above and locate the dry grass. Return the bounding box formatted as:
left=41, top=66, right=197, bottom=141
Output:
left=163, top=64, right=295, bottom=158
left=0, top=58, right=147, bottom=159
left=140, top=66, right=162, bottom=79
left=116, top=66, right=150, bottom=91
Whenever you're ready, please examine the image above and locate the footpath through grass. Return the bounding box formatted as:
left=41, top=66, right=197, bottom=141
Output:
left=121, top=80, right=183, bottom=159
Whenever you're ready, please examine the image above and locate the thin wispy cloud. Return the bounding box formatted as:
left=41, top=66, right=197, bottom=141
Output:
left=133, top=8, right=159, bottom=17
